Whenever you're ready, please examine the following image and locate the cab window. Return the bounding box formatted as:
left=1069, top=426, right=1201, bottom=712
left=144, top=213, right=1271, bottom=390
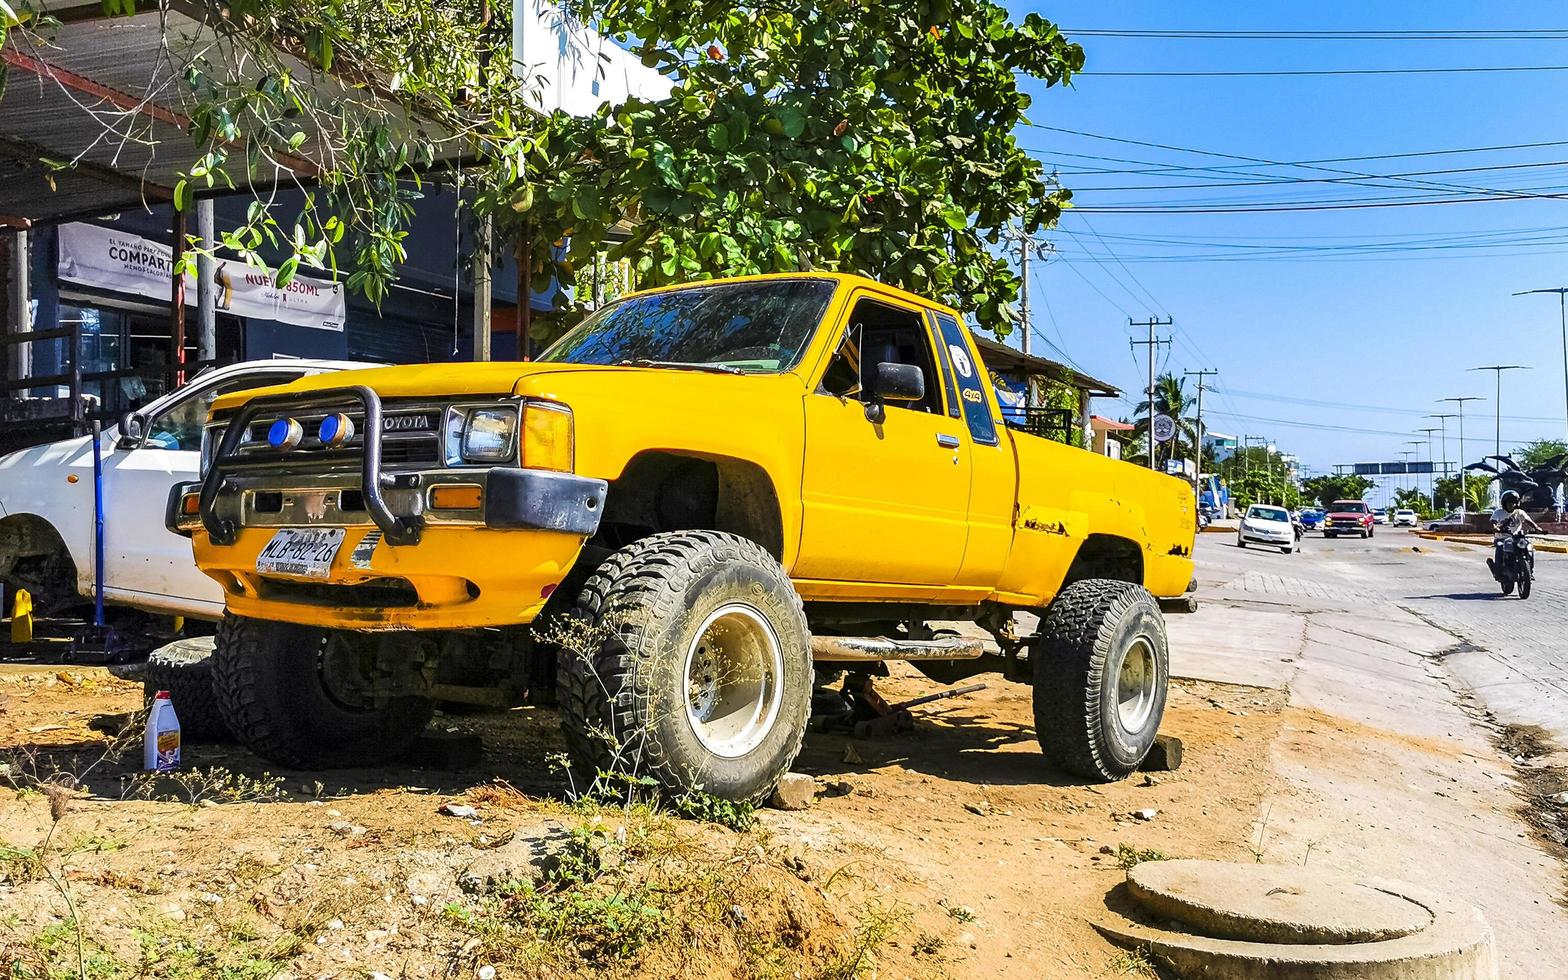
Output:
left=142, top=372, right=303, bottom=452
left=931, top=312, right=998, bottom=446
left=819, top=298, right=943, bottom=415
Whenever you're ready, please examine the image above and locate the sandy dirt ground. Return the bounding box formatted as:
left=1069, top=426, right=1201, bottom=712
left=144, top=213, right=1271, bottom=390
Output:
left=0, top=658, right=1448, bottom=980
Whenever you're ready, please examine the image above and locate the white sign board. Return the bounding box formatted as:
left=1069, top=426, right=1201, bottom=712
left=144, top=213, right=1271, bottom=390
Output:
left=512, top=0, right=673, bottom=117
left=1152, top=413, right=1177, bottom=443
left=57, top=222, right=346, bottom=332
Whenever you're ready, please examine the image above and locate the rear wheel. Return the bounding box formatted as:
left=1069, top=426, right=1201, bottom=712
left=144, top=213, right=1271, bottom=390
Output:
left=211, top=615, right=433, bottom=768
left=558, top=531, right=811, bottom=803
left=1032, top=579, right=1169, bottom=782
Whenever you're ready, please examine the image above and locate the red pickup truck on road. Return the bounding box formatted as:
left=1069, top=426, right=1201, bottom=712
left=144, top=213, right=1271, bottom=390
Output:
left=1323, top=500, right=1375, bottom=539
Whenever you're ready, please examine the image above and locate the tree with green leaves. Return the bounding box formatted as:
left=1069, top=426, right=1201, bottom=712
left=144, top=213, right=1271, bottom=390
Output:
left=1434, top=473, right=1491, bottom=512
left=1515, top=438, right=1568, bottom=472
left=1300, top=474, right=1374, bottom=509
left=1127, top=373, right=1197, bottom=471
left=483, top=0, right=1083, bottom=342
left=10, top=2, right=1082, bottom=331
left=1392, top=487, right=1436, bottom=518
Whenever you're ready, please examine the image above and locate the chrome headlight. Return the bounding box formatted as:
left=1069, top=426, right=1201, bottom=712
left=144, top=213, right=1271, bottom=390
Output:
left=459, top=406, right=519, bottom=463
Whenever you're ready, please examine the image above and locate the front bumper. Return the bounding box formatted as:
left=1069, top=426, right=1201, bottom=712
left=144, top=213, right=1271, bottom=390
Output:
left=191, top=523, right=587, bottom=631
left=1240, top=530, right=1293, bottom=545
left=172, top=385, right=606, bottom=631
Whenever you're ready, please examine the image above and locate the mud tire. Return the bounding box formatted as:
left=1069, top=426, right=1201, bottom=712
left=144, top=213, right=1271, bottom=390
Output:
left=557, top=531, right=811, bottom=803
left=211, top=615, right=432, bottom=768
left=143, top=637, right=229, bottom=741
left=1032, top=579, right=1169, bottom=782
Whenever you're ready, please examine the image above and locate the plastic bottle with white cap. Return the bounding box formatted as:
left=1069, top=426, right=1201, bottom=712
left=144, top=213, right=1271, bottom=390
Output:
left=144, top=690, right=181, bottom=772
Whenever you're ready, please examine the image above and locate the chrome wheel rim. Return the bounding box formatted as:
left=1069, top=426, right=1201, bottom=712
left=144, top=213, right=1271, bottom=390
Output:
left=1116, top=637, right=1158, bottom=733
left=682, top=602, right=784, bottom=759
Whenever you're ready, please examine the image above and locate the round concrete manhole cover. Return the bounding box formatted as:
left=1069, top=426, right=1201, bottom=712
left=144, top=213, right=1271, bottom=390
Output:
left=1128, top=860, right=1435, bottom=945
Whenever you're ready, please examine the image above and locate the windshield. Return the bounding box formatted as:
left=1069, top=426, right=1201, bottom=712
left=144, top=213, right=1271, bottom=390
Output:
left=539, top=278, right=838, bottom=372
left=1248, top=506, right=1289, bottom=522
left=1332, top=502, right=1368, bottom=513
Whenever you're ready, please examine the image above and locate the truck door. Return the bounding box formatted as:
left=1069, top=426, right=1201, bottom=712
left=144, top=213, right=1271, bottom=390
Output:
left=929, top=312, right=1017, bottom=587
left=796, top=292, right=971, bottom=585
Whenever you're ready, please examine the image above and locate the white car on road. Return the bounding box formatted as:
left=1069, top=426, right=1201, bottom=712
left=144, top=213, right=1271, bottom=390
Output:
left=1237, top=504, right=1298, bottom=554
left=1393, top=508, right=1418, bottom=527
left=0, top=358, right=374, bottom=621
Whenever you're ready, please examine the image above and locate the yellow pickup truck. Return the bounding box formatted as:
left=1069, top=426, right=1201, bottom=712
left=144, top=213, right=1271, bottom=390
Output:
left=171, top=273, right=1196, bottom=801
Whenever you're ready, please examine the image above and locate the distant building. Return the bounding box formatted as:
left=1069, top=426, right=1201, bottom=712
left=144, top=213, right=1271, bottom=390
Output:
left=1090, top=415, right=1134, bottom=459
left=1204, top=431, right=1239, bottom=462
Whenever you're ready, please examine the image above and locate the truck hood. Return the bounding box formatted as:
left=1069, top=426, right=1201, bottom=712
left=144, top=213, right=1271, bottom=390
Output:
left=210, top=360, right=771, bottom=411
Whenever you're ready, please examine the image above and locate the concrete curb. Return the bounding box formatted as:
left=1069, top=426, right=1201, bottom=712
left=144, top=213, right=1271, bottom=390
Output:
left=1412, top=530, right=1568, bottom=554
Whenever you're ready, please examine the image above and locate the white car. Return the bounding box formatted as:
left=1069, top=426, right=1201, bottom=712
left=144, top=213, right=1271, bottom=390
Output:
left=1393, top=508, right=1418, bottom=527
left=1237, top=504, right=1298, bottom=554
left=0, top=358, right=375, bottom=621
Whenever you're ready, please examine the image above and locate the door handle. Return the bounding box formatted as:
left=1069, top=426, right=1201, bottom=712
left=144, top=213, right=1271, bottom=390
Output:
left=936, top=433, right=961, bottom=449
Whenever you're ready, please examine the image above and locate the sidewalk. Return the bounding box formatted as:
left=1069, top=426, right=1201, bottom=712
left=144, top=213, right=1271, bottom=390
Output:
left=1168, top=542, right=1568, bottom=977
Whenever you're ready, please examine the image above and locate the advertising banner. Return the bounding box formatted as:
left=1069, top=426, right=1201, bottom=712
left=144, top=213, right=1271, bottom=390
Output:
left=57, top=222, right=346, bottom=332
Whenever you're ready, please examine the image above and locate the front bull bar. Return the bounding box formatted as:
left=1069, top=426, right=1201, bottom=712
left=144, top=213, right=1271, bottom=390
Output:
left=198, top=385, right=423, bottom=547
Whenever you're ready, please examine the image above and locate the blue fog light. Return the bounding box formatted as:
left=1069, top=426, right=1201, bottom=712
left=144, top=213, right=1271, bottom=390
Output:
left=319, top=412, right=355, bottom=448
left=268, top=417, right=304, bottom=450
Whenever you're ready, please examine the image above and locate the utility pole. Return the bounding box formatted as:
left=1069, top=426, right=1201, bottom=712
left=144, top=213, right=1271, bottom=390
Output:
left=1130, top=316, right=1173, bottom=471
left=1513, top=286, right=1568, bottom=444
left=1184, top=368, right=1218, bottom=490
left=1006, top=222, right=1053, bottom=363
left=1440, top=396, right=1484, bottom=520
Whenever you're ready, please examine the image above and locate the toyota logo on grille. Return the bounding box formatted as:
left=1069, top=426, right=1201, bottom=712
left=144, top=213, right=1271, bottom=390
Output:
left=383, top=414, right=433, bottom=432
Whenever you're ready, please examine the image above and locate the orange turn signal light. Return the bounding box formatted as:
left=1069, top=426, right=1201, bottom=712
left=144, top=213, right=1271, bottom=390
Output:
left=181, top=492, right=201, bottom=515
left=430, top=484, right=484, bottom=510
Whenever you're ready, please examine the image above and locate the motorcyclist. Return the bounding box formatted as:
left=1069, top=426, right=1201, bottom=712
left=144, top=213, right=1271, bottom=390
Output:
left=1488, top=489, right=1541, bottom=579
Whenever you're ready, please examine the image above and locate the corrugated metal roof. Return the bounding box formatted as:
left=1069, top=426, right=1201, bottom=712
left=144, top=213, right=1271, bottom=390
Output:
left=0, top=4, right=433, bottom=227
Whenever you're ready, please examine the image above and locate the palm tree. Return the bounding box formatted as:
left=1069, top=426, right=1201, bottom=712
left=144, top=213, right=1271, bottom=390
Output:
left=1129, top=373, right=1199, bottom=471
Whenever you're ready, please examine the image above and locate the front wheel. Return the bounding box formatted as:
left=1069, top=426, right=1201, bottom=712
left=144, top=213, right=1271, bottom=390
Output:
left=1032, top=579, right=1170, bottom=782
left=558, top=531, right=811, bottom=803
left=1519, top=562, right=1532, bottom=599
left=210, top=616, right=433, bottom=768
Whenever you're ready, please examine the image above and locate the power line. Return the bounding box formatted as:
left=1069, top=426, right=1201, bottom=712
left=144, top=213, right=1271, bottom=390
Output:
left=1027, top=124, right=1568, bottom=207
left=1025, top=137, right=1568, bottom=176
left=1081, top=65, right=1568, bottom=77
left=1064, top=28, right=1568, bottom=40
left=1214, top=386, right=1562, bottom=423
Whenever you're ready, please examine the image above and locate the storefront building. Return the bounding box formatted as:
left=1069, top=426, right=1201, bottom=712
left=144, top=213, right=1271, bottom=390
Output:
left=17, top=186, right=550, bottom=424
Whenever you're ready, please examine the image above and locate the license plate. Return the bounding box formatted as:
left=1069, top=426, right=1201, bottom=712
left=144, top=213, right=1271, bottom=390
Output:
left=256, top=528, right=346, bottom=579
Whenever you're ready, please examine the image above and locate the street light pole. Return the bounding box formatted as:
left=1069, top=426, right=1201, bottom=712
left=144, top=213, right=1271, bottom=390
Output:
left=1468, top=365, right=1528, bottom=460
left=1415, top=428, right=1440, bottom=506
left=1440, top=396, right=1484, bottom=521
left=1513, top=287, right=1568, bottom=445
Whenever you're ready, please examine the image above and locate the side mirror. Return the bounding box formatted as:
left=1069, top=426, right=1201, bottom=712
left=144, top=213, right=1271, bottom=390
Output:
left=863, top=361, right=924, bottom=423
left=117, top=412, right=145, bottom=450
left=871, top=362, right=924, bottom=403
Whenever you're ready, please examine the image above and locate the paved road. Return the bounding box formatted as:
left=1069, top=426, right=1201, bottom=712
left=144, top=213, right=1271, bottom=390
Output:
left=1192, top=525, right=1568, bottom=750
left=1172, top=526, right=1568, bottom=976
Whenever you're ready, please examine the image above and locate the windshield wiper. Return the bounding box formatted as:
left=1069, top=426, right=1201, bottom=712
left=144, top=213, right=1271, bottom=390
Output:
left=617, top=359, right=747, bottom=375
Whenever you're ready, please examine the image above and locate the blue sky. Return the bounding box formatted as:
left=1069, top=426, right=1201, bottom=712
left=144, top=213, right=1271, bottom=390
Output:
left=1006, top=1, right=1568, bottom=492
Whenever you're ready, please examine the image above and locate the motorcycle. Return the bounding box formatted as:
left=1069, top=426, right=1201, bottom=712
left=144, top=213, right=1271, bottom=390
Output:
left=1489, top=531, right=1537, bottom=599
